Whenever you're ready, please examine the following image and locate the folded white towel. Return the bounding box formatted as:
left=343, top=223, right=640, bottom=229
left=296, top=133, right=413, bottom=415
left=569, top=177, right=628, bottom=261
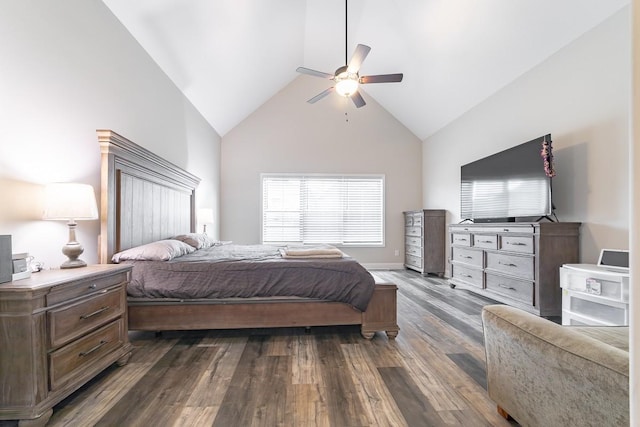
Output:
left=280, top=245, right=344, bottom=259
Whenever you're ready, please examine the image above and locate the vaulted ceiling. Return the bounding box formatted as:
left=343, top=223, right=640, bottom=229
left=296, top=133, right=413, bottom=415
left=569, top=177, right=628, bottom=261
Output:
left=102, top=0, right=629, bottom=140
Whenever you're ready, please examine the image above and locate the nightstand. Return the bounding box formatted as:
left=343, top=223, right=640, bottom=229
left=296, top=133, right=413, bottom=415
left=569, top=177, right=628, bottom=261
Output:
left=0, top=264, right=133, bottom=426
left=560, top=264, right=629, bottom=326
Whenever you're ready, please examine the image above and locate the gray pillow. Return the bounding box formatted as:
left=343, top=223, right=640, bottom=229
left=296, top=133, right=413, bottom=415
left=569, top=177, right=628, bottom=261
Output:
left=172, top=233, right=218, bottom=249
left=111, top=239, right=195, bottom=262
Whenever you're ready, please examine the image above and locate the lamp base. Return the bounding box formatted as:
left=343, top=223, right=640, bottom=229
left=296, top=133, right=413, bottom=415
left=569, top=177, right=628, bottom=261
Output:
left=61, top=258, right=88, bottom=269
left=60, top=224, right=87, bottom=269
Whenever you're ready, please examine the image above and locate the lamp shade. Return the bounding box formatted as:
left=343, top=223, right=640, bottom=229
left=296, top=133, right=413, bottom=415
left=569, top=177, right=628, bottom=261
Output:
left=43, top=183, right=99, bottom=221
left=197, top=208, right=214, bottom=224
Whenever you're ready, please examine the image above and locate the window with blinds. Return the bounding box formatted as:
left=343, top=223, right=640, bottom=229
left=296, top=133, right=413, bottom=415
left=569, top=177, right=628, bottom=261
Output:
left=262, top=174, right=384, bottom=246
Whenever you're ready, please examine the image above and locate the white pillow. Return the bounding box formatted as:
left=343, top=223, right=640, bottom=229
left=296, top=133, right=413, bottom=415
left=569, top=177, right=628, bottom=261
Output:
left=172, top=233, right=218, bottom=249
left=111, top=239, right=195, bottom=262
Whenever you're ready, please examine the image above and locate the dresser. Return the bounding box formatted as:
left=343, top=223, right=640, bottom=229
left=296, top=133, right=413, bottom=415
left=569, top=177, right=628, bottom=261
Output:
left=449, top=222, right=580, bottom=317
left=404, top=210, right=446, bottom=276
left=0, top=264, right=133, bottom=426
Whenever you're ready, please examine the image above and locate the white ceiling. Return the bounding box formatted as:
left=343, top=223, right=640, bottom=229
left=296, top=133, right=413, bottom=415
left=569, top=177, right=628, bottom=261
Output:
left=102, top=0, right=629, bottom=140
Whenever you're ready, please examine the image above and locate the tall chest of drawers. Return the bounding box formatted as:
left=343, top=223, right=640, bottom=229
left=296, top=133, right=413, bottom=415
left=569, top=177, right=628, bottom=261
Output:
left=0, top=264, right=133, bottom=426
left=403, top=209, right=446, bottom=276
left=449, top=222, right=580, bottom=317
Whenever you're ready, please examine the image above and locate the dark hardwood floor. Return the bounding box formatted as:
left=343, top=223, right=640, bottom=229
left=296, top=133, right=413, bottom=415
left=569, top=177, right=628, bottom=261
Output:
left=20, top=270, right=519, bottom=426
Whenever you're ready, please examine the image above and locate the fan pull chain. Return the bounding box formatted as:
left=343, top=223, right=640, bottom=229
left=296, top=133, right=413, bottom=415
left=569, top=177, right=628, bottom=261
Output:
left=344, top=96, right=349, bottom=122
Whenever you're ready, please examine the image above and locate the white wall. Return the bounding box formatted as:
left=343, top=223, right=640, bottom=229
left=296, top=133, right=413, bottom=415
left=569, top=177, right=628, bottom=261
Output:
left=630, top=0, right=639, bottom=423
left=423, top=7, right=630, bottom=270
left=221, top=76, right=422, bottom=265
left=0, top=0, right=221, bottom=269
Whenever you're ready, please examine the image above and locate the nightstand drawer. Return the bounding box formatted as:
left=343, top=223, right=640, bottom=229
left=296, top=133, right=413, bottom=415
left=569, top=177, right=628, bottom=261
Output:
left=486, top=252, right=534, bottom=280
left=49, top=287, right=124, bottom=348
left=47, top=271, right=128, bottom=306
left=49, top=319, right=124, bottom=390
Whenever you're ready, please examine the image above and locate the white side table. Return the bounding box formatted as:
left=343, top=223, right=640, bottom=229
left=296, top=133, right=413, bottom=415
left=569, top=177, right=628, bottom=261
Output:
left=560, top=263, right=629, bottom=326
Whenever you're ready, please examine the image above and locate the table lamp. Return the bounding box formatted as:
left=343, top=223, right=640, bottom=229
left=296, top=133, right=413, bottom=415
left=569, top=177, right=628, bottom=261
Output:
left=43, top=183, right=99, bottom=268
left=197, top=208, right=214, bottom=234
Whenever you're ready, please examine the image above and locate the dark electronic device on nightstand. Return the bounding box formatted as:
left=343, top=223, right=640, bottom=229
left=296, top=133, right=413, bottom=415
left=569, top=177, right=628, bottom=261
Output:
left=0, top=235, right=11, bottom=284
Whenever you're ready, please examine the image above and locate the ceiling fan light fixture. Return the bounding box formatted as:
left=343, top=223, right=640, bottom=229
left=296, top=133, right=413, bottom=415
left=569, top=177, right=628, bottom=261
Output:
left=334, top=68, right=359, bottom=97
left=335, top=79, right=359, bottom=97
left=296, top=0, right=402, bottom=107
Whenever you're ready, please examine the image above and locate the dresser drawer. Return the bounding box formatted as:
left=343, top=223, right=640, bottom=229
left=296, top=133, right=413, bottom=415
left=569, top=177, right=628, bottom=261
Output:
left=411, top=214, right=423, bottom=226
left=405, top=236, right=422, bottom=247
left=452, top=247, right=483, bottom=268
left=486, top=252, right=534, bottom=280
left=473, top=234, right=497, bottom=250
left=499, top=235, right=534, bottom=254
left=48, top=287, right=124, bottom=348
left=405, top=245, right=422, bottom=257
left=49, top=319, right=124, bottom=390
left=405, top=226, right=422, bottom=237
left=485, top=273, right=533, bottom=305
left=451, top=264, right=483, bottom=288
left=47, top=271, right=128, bottom=306
left=451, top=233, right=471, bottom=247
left=405, top=254, right=422, bottom=269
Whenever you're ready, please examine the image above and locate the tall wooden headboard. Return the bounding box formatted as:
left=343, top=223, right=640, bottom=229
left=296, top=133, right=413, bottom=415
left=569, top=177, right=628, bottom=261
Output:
left=97, top=130, right=201, bottom=263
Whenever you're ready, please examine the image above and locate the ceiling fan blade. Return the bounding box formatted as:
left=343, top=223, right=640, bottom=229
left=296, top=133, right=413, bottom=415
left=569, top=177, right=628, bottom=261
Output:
left=307, top=87, right=335, bottom=104
left=296, top=67, right=334, bottom=79
left=351, top=90, right=366, bottom=108
left=346, top=44, right=371, bottom=73
left=360, top=73, right=404, bottom=84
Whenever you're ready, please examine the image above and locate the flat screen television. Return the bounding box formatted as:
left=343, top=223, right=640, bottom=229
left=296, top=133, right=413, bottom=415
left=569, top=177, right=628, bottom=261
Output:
left=460, top=134, right=554, bottom=222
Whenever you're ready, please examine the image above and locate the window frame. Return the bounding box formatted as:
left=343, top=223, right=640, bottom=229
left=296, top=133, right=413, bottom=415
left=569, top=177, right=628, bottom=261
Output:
left=260, top=173, right=385, bottom=247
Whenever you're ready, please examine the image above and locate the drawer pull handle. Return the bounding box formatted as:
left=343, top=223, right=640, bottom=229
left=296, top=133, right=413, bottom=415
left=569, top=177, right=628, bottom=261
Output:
left=508, top=242, right=527, bottom=246
left=498, top=284, right=516, bottom=290
left=498, top=261, right=518, bottom=267
left=457, top=238, right=468, bottom=242
left=79, top=340, right=109, bottom=357
left=462, top=255, right=473, bottom=259
left=462, top=274, right=473, bottom=278
left=479, top=240, right=493, bottom=243
left=89, top=284, right=97, bottom=289
left=80, top=306, right=110, bottom=320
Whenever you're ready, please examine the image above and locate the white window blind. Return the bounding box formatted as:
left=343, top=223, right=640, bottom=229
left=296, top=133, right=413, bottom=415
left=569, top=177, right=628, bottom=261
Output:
left=262, top=174, right=384, bottom=246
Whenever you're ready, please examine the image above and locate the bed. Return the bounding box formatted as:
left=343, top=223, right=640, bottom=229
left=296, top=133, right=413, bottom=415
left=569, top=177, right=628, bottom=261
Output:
left=97, top=129, right=399, bottom=339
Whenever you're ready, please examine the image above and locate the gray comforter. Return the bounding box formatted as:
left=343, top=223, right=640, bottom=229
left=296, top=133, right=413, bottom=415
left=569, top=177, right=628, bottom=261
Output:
left=124, top=244, right=376, bottom=311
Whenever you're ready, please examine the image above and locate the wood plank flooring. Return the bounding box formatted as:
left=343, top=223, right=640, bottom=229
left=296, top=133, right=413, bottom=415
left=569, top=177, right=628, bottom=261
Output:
left=11, top=270, right=520, bottom=426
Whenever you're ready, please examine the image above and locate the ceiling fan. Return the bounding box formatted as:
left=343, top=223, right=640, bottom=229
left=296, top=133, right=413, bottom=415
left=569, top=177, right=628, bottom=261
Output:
left=296, top=0, right=403, bottom=108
